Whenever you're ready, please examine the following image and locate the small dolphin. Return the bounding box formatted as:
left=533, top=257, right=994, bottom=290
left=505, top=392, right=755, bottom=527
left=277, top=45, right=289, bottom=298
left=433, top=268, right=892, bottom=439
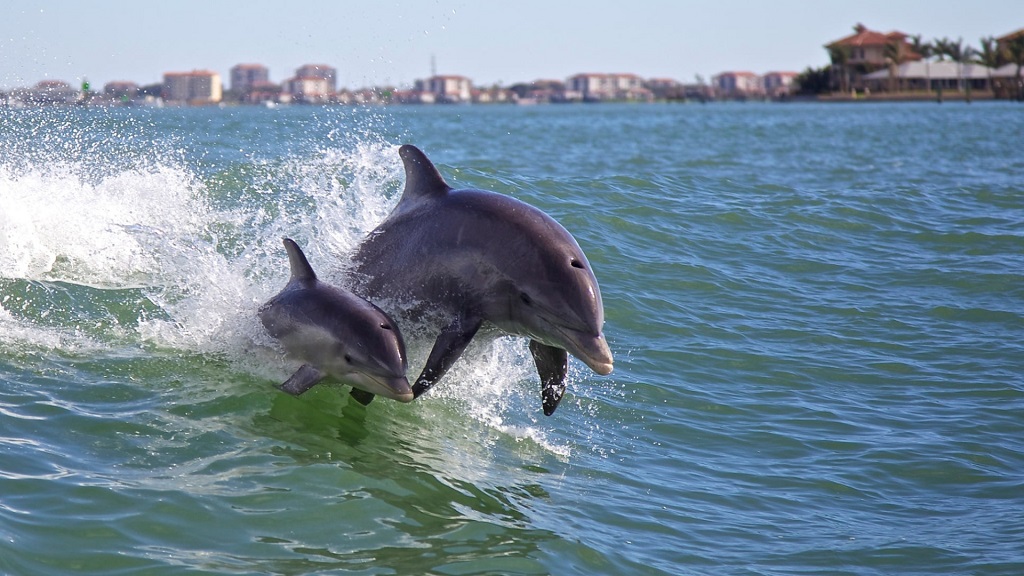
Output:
left=259, top=238, right=412, bottom=403
left=351, top=145, right=613, bottom=415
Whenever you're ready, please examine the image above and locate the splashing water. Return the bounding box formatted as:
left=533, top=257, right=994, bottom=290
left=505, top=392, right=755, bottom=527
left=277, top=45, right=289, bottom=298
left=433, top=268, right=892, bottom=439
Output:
left=0, top=108, right=576, bottom=455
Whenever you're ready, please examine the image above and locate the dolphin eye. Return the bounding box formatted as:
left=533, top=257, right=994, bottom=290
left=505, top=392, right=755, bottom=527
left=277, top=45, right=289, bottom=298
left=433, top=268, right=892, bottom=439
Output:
left=380, top=322, right=392, bottom=330
left=344, top=354, right=353, bottom=364
left=570, top=258, right=584, bottom=269
left=520, top=292, right=533, bottom=306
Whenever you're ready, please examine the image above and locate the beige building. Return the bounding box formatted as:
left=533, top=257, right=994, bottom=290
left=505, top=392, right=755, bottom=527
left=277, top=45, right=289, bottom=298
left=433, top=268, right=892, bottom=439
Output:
left=566, top=73, right=648, bottom=101
left=162, top=70, right=222, bottom=104
left=230, top=64, right=269, bottom=93
left=295, top=64, right=337, bottom=92
left=417, top=75, right=472, bottom=103
left=712, top=71, right=763, bottom=98
left=281, top=76, right=333, bottom=103
left=762, top=71, right=799, bottom=97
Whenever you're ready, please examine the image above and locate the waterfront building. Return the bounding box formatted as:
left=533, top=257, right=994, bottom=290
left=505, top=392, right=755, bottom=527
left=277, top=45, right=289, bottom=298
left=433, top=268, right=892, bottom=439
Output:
left=711, top=71, right=763, bottom=98
left=824, top=23, right=922, bottom=92
left=995, top=27, right=1024, bottom=53
left=415, top=75, right=472, bottom=103
left=281, top=76, right=333, bottom=103
left=825, top=24, right=920, bottom=69
left=162, top=70, right=222, bottom=105
left=295, top=64, right=337, bottom=92
left=566, top=73, right=649, bottom=101
left=763, top=71, right=799, bottom=97
left=861, top=61, right=993, bottom=93
left=230, top=64, right=270, bottom=93
left=21, top=80, right=80, bottom=105
left=103, top=81, right=139, bottom=99
left=393, top=89, right=436, bottom=104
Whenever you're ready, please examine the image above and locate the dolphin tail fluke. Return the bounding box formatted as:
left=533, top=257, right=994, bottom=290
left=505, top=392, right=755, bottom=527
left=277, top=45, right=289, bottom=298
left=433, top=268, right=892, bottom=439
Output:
left=278, top=364, right=325, bottom=395
left=530, top=340, right=568, bottom=416
left=412, top=314, right=483, bottom=398
left=349, top=389, right=376, bottom=406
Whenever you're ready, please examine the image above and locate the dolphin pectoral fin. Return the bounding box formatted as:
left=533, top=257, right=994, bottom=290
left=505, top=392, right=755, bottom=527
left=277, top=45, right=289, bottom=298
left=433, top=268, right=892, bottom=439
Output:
left=277, top=364, right=325, bottom=396
left=412, top=315, right=483, bottom=398
left=529, top=340, right=568, bottom=416
left=349, top=389, right=376, bottom=406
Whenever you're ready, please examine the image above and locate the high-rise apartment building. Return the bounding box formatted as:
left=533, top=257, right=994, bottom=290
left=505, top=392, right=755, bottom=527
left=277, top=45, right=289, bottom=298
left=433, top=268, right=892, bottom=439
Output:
left=162, top=70, right=222, bottom=104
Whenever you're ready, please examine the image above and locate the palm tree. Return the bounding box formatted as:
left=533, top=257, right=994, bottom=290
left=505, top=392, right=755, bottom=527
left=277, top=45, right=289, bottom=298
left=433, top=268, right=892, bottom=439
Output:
left=829, top=46, right=851, bottom=94
left=932, top=37, right=956, bottom=101
left=977, top=37, right=1003, bottom=95
left=932, top=37, right=952, bottom=61
left=885, top=38, right=917, bottom=93
left=1007, top=36, right=1024, bottom=101
left=910, top=35, right=934, bottom=94
left=962, top=44, right=979, bottom=102
left=943, top=38, right=965, bottom=92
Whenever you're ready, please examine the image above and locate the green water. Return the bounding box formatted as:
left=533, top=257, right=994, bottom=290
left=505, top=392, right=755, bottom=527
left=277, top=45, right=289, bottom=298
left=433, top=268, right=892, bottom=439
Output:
left=1, top=102, right=1022, bottom=575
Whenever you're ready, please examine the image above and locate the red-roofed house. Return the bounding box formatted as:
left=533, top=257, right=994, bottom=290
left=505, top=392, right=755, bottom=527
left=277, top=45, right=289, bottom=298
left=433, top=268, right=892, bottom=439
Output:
left=825, top=23, right=920, bottom=68
left=825, top=23, right=922, bottom=92
left=996, top=27, right=1024, bottom=53
left=712, top=71, right=763, bottom=98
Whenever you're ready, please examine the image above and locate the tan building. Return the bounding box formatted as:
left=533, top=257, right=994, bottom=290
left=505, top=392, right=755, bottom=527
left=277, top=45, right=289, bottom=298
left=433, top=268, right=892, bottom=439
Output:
left=230, top=64, right=269, bottom=92
left=712, top=71, right=763, bottom=98
left=281, top=76, right=333, bottom=103
left=295, top=64, right=337, bottom=92
left=417, top=75, right=473, bottom=103
left=162, top=70, right=222, bottom=105
left=566, top=73, right=648, bottom=101
left=763, top=71, right=799, bottom=97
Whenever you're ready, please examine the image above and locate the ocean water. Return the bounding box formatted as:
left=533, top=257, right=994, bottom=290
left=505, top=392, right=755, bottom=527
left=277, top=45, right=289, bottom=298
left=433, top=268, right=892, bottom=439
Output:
left=1, top=101, right=1022, bottom=575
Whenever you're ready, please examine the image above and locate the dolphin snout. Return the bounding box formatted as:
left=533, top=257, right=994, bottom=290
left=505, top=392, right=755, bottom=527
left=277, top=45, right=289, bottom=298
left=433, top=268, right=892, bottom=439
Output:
left=382, top=375, right=414, bottom=402
left=570, top=332, right=614, bottom=376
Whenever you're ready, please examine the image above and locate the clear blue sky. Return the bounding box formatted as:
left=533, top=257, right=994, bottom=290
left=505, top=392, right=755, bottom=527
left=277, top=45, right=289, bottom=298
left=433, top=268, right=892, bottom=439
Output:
left=1, top=0, right=1019, bottom=90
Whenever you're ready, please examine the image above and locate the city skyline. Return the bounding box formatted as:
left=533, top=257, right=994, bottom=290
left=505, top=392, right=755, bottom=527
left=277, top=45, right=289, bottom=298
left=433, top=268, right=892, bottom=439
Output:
left=1, top=1, right=1020, bottom=91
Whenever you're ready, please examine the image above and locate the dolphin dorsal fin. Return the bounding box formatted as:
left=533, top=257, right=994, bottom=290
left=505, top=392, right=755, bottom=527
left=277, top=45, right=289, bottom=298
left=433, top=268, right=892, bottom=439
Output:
left=282, top=238, right=317, bottom=283
left=399, top=144, right=451, bottom=201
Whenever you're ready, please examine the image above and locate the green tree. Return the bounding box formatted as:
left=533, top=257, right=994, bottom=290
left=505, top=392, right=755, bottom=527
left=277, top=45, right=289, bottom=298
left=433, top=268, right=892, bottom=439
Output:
left=937, top=38, right=968, bottom=92
left=977, top=37, right=1002, bottom=95
left=1006, top=36, right=1024, bottom=101
left=884, top=39, right=912, bottom=93
left=829, top=46, right=851, bottom=94
left=977, top=37, right=1004, bottom=68
left=910, top=35, right=934, bottom=93
left=794, top=65, right=830, bottom=95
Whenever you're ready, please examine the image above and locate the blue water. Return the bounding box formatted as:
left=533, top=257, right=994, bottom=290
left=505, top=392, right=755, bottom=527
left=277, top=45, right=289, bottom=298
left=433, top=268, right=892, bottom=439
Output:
left=1, top=102, right=1022, bottom=575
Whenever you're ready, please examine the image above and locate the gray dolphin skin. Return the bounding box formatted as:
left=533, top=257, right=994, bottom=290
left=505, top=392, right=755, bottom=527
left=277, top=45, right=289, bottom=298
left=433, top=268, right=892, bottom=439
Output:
left=351, top=144, right=613, bottom=415
left=259, top=238, right=412, bottom=403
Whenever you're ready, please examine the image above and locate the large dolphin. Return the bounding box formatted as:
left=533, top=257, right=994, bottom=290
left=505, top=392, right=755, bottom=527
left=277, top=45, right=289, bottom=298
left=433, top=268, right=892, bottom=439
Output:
left=259, top=238, right=412, bottom=403
left=351, top=144, right=612, bottom=415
